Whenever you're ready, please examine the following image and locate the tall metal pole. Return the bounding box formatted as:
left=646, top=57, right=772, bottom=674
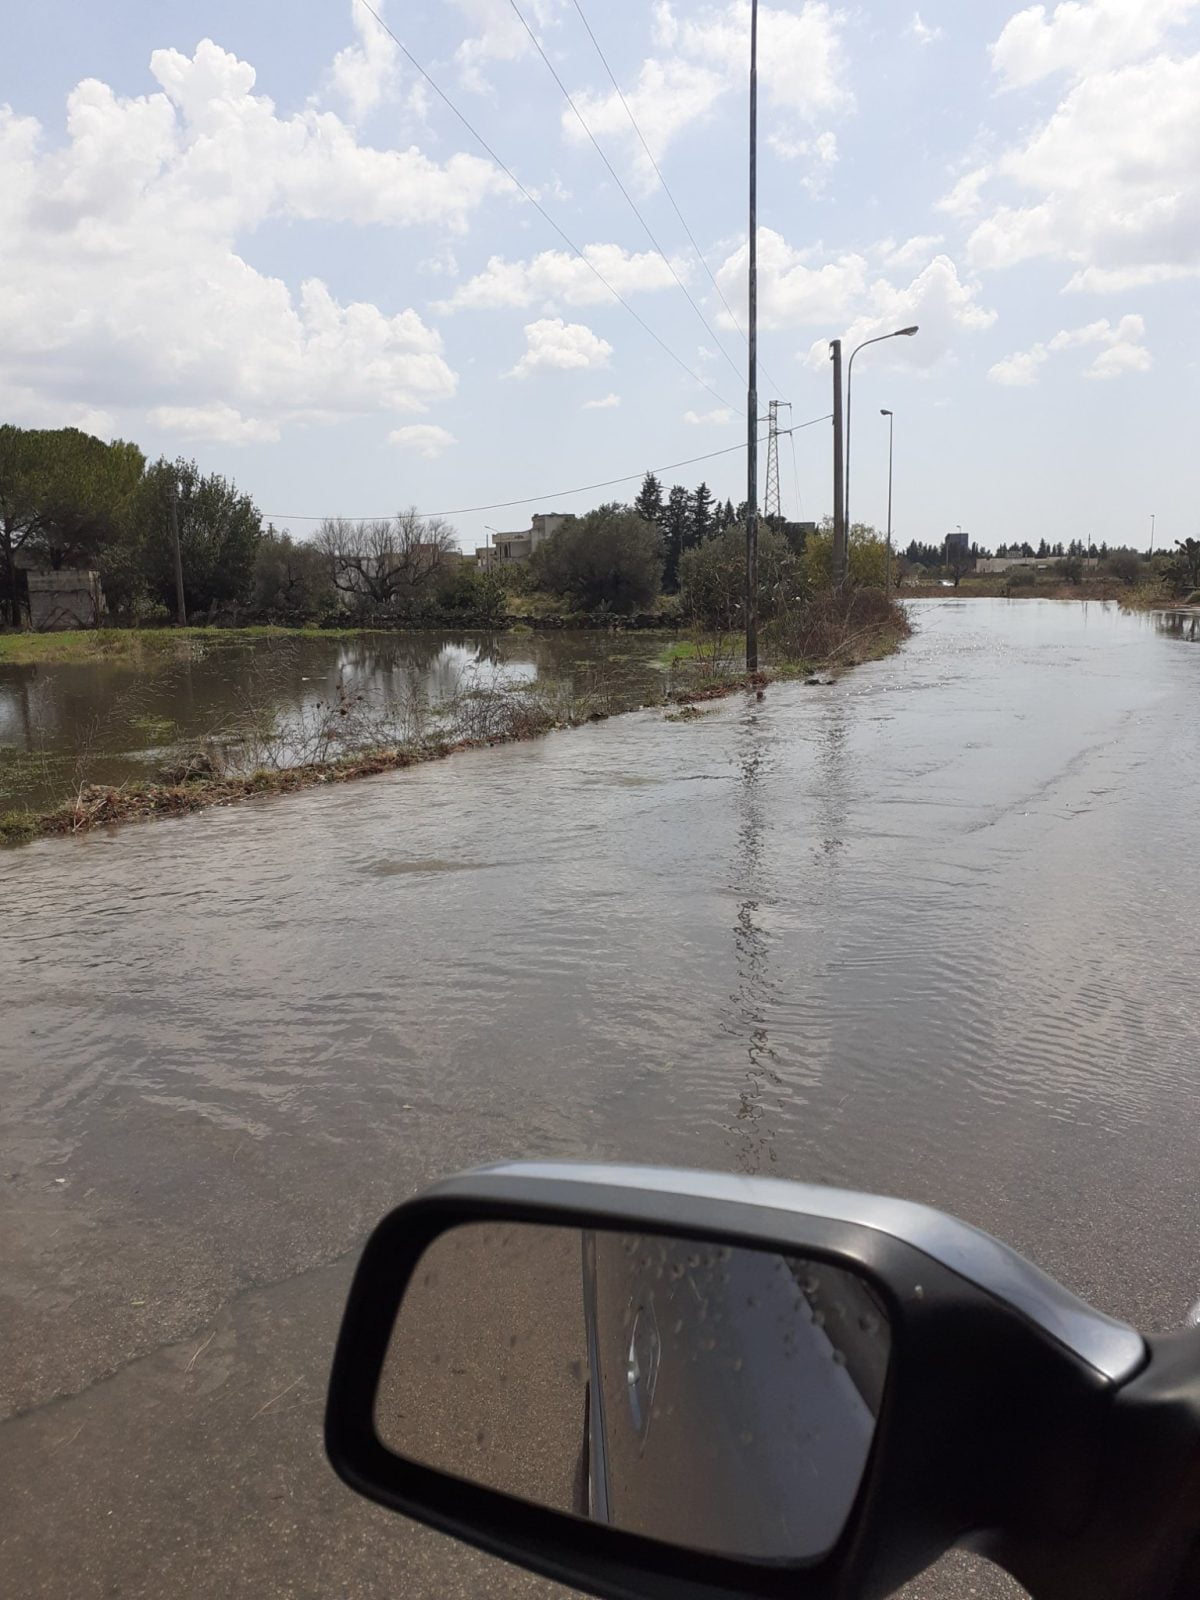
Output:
left=169, top=476, right=187, bottom=627
left=1149, top=512, right=1156, bottom=557
left=831, top=339, right=846, bottom=587
left=882, top=408, right=894, bottom=595
left=745, top=0, right=759, bottom=674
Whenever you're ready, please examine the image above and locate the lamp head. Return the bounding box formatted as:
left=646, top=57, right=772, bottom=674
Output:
left=896, top=325, right=919, bottom=337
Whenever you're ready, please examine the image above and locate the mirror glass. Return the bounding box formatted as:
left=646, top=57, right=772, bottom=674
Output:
left=375, top=1222, right=891, bottom=1563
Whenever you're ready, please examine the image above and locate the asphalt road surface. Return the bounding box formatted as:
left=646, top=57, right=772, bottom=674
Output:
left=4, top=599, right=1199, bottom=1598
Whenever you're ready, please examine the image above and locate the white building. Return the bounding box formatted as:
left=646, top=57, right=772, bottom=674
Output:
left=475, top=512, right=571, bottom=568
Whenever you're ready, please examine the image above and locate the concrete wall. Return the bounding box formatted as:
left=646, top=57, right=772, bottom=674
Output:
left=27, top=570, right=106, bottom=631
left=975, top=556, right=1101, bottom=574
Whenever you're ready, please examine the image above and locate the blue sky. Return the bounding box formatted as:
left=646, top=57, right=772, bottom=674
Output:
left=3, top=0, right=1198, bottom=553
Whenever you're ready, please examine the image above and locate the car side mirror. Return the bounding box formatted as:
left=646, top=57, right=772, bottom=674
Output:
left=326, top=1162, right=1148, bottom=1600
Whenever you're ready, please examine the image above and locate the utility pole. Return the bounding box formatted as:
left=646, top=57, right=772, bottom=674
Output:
left=169, top=476, right=187, bottom=627
left=745, top=0, right=759, bottom=675
left=1149, top=512, right=1156, bottom=557
left=831, top=339, right=846, bottom=587
left=764, top=399, right=791, bottom=523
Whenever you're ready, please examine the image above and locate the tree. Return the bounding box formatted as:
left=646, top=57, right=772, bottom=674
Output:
left=433, top=561, right=507, bottom=623
left=662, top=485, right=691, bottom=592
left=315, top=508, right=457, bottom=616
left=0, top=425, right=144, bottom=624
left=252, top=528, right=337, bottom=621
left=679, top=522, right=795, bottom=631
left=531, top=504, right=662, bottom=613
left=801, top=526, right=889, bottom=589
left=634, top=472, right=664, bottom=528
left=718, top=498, right=736, bottom=531
left=1170, top=538, right=1200, bottom=594
left=136, top=458, right=263, bottom=616
left=689, top=482, right=714, bottom=548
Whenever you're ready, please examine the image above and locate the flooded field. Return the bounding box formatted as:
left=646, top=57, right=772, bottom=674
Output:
left=0, top=629, right=686, bottom=811
left=1, top=599, right=1198, bottom=1599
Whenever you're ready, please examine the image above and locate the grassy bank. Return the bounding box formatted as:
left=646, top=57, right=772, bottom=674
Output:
left=0, top=597, right=910, bottom=849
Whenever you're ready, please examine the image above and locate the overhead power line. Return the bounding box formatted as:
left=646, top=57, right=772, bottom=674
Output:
left=567, top=0, right=784, bottom=400
left=507, top=0, right=745, bottom=390
left=264, top=413, right=830, bottom=524
left=356, top=1, right=735, bottom=413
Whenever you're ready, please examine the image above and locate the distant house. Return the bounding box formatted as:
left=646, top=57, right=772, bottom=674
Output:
left=475, top=512, right=571, bottom=568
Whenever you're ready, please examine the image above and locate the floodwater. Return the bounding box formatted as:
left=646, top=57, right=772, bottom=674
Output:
left=0, top=629, right=680, bottom=810
left=2, top=599, right=1199, bottom=1599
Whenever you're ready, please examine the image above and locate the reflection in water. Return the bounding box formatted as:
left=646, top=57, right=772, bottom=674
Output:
left=725, top=706, right=784, bottom=1174
left=1154, top=610, right=1200, bottom=644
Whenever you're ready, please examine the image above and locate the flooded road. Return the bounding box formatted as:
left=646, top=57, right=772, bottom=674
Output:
left=2, top=598, right=1199, bottom=1598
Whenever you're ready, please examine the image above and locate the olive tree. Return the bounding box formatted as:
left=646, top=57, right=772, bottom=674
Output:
left=531, top=505, right=662, bottom=613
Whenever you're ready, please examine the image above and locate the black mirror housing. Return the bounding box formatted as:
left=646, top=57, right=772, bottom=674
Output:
left=325, top=1162, right=1141, bottom=1600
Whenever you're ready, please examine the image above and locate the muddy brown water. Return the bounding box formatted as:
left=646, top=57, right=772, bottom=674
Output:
left=0, top=629, right=683, bottom=811
left=1, top=599, right=1198, bottom=1598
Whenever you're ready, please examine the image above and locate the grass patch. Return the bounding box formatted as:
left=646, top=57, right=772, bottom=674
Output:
left=656, top=639, right=699, bottom=666
left=0, top=625, right=391, bottom=667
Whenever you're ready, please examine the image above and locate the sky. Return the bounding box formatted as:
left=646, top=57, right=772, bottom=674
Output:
left=3, top=0, right=1198, bottom=555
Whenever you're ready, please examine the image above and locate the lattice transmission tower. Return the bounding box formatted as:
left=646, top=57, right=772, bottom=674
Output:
left=764, top=399, right=791, bottom=521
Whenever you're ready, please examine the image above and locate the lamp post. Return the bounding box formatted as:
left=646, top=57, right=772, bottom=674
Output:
left=844, top=325, right=918, bottom=554
left=880, top=408, right=894, bottom=595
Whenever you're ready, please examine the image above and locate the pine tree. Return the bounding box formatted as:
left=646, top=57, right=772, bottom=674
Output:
left=634, top=472, right=664, bottom=527
left=689, top=481, right=714, bottom=548
left=662, top=484, right=691, bottom=591
left=720, top=498, right=735, bottom=530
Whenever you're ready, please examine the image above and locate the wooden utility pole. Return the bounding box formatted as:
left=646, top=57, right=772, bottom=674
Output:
left=831, top=339, right=847, bottom=587
left=744, top=0, right=759, bottom=674
left=169, top=477, right=187, bottom=626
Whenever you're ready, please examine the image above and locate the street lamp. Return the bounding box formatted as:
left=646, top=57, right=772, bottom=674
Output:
left=880, top=409, right=894, bottom=595
left=845, top=325, right=918, bottom=546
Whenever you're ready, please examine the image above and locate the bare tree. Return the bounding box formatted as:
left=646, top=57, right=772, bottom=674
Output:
left=315, top=507, right=458, bottom=615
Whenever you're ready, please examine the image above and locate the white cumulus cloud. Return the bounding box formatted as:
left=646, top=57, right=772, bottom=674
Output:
left=435, top=245, right=681, bottom=311
left=0, top=40, right=507, bottom=440
left=990, top=0, right=1198, bottom=88
left=327, top=0, right=399, bottom=121
left=966, top=53, right=1200, bottom=289
left=582, top=392, right=621, bottom=408
left=909, top=12, right=945, bottom=45
left=567, top=2, right=851, bottom=188
left=683, top=407, right=735, bottom=424
left=509, top=318, right=613, bottom=377
left=989, top=313, right=1151, bottom=385
left=452, top=0, right=564, bottom=93
left=714, top=231, right=993, bottom=366
left=389, top=423, right=457, bottom=457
